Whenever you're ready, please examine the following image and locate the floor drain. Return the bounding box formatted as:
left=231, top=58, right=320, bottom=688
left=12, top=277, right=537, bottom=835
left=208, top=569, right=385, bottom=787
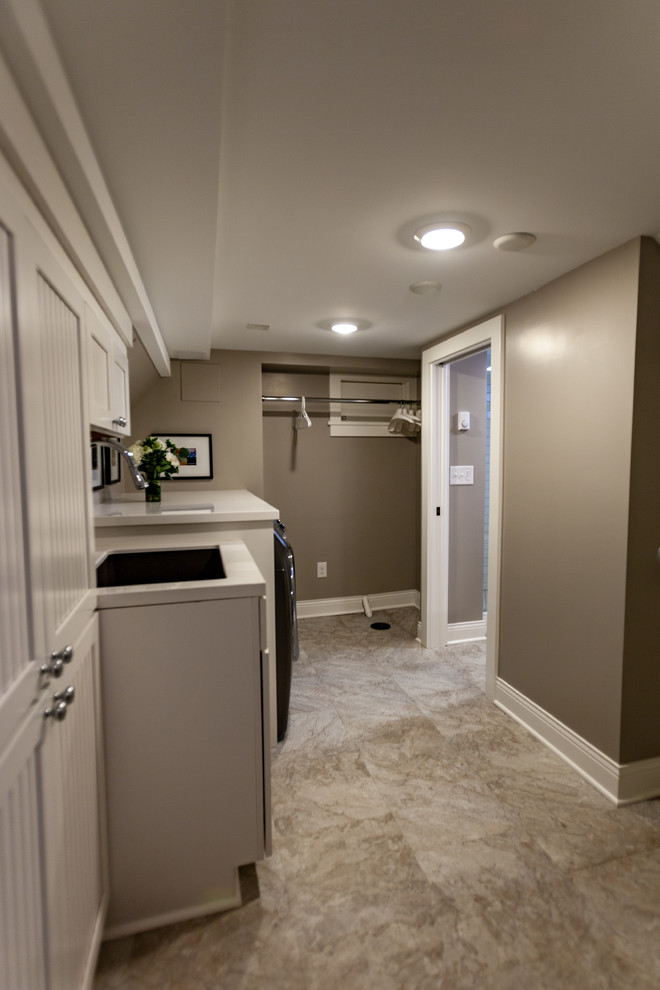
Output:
left=370, top=621, right=391, bottom=630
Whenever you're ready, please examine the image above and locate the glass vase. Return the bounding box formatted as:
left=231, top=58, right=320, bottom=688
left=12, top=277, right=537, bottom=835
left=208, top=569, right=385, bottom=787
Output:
left=145, top=479, right=161, bottom=502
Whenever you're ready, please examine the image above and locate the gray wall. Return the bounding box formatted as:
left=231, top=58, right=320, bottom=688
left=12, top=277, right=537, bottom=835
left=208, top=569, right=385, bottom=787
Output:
left=448, top=350, right=488, bottom=624
left=262, top=366, right=421, bottom=601
left=127, top=348, right=421, bottom=605
left=497, top=237, right=656, bottom=762
left=127, top=350, right=265, bottom=495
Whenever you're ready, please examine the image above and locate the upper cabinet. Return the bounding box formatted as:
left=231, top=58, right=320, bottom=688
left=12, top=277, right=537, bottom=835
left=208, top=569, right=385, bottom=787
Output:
left=86, top=303, right=131, bottom=436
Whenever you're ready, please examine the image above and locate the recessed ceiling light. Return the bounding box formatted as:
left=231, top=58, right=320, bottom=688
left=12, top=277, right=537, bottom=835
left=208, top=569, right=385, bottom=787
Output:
left=493, top=232, right=536, bottom=251
left=413, top=221, right=471, bottom=251
left=317, top=318, right=371, bottom=335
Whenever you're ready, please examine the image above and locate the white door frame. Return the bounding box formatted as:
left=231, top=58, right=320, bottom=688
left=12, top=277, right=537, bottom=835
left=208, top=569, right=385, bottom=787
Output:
left=420, top=316, right=503, bottom=700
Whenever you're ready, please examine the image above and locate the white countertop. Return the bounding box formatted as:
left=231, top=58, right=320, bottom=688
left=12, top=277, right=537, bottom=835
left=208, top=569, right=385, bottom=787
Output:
left=95, top=539, right=266, bottom=608
left=95, top=489, right=279, bottom=527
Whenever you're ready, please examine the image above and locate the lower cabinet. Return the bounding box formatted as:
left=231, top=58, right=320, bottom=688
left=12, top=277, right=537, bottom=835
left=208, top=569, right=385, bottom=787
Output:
left=40, top=615, right=107, bottom=990
left=99, top=595, right=267, bottom=937
left=0, top=704, right=48, bottom=990
left=0, top=615, right=106, bottom=990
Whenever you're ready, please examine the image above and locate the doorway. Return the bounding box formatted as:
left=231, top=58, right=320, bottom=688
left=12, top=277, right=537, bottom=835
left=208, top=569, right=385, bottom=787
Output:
left=446, top=347, right=489, bottom=641
left=420, top=316, right=503, bottom=700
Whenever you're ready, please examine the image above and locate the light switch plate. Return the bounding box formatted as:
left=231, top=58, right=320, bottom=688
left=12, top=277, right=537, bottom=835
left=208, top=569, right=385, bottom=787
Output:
left=449, top=465, right=474, bottom=485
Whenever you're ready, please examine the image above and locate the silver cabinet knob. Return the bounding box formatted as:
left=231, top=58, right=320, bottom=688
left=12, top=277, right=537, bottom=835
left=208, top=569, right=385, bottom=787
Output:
left=52, top=645, right=73, bottom=663
left=46, top=645, right=73, bottom=678
left=112, top=416, right=127, bottom=428
left=44, top=701, right=68, bottom=721
left=54, top=685, right=75, bottom=705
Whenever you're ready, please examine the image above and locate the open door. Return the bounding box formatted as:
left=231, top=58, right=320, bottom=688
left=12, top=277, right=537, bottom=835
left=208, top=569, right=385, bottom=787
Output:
left=420, top=316, right=503, bottom=700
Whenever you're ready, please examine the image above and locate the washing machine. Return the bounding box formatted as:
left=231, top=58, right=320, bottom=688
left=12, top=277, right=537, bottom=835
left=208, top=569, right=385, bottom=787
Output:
left=273, top=519, right=299, bottom=741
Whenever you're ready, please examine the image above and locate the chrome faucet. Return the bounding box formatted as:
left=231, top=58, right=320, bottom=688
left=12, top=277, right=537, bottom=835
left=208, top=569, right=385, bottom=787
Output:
left=93, top=436, right=148, bottom=490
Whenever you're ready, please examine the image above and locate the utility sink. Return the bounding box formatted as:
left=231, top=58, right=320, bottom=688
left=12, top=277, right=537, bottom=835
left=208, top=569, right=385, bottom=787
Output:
left=96, top=547, right=226, bottom=587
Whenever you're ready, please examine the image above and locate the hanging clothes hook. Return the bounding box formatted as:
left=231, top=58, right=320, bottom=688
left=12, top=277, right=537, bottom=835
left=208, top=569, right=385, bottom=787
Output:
left=294, top=396, right=312, bottom=429
left=387, top=404, right=421, bottom=435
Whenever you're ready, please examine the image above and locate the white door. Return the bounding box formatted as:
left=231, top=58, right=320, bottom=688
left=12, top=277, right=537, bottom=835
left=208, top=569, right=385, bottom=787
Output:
left=421, top=316, right=503, bottom=699
left=446, top=348, right=490, bottom=640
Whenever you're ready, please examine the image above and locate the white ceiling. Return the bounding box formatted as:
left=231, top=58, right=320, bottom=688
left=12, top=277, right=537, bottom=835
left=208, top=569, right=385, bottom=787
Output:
left=14, top=0, right=660, bottom=362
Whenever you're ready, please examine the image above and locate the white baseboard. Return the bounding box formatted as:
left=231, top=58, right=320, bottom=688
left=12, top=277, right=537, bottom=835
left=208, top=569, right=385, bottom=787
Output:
left=617, top=757, right=660, bottom=805
left=494, top=679, right=660, bottom=806
left=297, top=589, right=420, bottom=620
left=447, top=613, right=487, bottom=643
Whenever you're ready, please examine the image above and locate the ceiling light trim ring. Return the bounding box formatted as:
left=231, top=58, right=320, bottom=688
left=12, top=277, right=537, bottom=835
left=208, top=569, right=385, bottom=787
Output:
left=317, top=318, right=372, bottom=335
left=413, top=221, right=471, bottom=251
left=409, top=280, right=442, bottom=294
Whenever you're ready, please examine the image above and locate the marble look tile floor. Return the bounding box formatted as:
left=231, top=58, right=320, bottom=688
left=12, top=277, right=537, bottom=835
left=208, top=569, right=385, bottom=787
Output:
left=93, top=608, right=660, bottom=990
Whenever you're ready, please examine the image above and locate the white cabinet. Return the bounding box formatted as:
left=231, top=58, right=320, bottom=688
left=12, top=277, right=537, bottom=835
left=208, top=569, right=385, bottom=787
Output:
left=0, top=187, right=47, bottom=990
left=99, top=590, right=267, bottom=937
left=0, top=155, right=105, bottom=989
left=0, top=619, right=104, bottom=990
left=0, top=187, right=32, bottom=754
left=86, top=303, right=131, bottom=436
left=40, top=616, right=106, bottom=990
left=0, top=705, right=48, bottom=990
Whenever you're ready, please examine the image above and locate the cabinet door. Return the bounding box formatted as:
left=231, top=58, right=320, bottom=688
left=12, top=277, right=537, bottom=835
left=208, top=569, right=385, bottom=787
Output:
left=13, top=203, right=93, bottom=663
left=0, top=706, right=48, bottom=990
left=0, top=211, right=34, bottom=754
left=40, top=615, right=105, bottom=990
left=0, top=157, right=103, bottom=990
left=109, top=336, right=130, bottom=435
left=101, top=596, right=264, bottom=932
left=86, top=303, right=130, bottom=436
left=86, top=302, right=113, bottom=431
left=0, top=160, right=49, bottom=990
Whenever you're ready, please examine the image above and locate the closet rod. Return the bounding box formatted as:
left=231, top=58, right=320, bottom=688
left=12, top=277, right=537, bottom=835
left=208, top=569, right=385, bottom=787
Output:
left=262, top=395, right=419, bottom=405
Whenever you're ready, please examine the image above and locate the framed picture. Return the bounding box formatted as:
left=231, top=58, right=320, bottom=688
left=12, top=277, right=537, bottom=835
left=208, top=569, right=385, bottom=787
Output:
left=91, top=443, right=103, bottom=490
left=102, top=444, right=121, bottom=485
left=153, top=433, right=213, bottom=480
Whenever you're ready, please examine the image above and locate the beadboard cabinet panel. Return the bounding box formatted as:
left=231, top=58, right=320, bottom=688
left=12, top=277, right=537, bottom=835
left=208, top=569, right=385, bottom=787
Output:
left=0, top=707, right=47, bottom=990
left=40, top=616, right=105, bottom=990
left=0, top=218, right=33, bottom=754
left=0, top=154, right=105, bottom=990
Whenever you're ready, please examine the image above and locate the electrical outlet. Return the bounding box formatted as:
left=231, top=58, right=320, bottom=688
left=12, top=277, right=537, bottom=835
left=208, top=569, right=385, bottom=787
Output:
left=317, top=561, right=327, bottom=578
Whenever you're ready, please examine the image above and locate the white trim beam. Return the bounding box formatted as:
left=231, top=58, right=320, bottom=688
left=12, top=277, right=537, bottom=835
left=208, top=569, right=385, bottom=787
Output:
left=0, top=0, right=170, bottom=374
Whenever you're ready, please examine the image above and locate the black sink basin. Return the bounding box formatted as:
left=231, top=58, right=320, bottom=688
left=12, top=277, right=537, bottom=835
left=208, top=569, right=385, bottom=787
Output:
left=96, top=547, right=225, bottom=587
